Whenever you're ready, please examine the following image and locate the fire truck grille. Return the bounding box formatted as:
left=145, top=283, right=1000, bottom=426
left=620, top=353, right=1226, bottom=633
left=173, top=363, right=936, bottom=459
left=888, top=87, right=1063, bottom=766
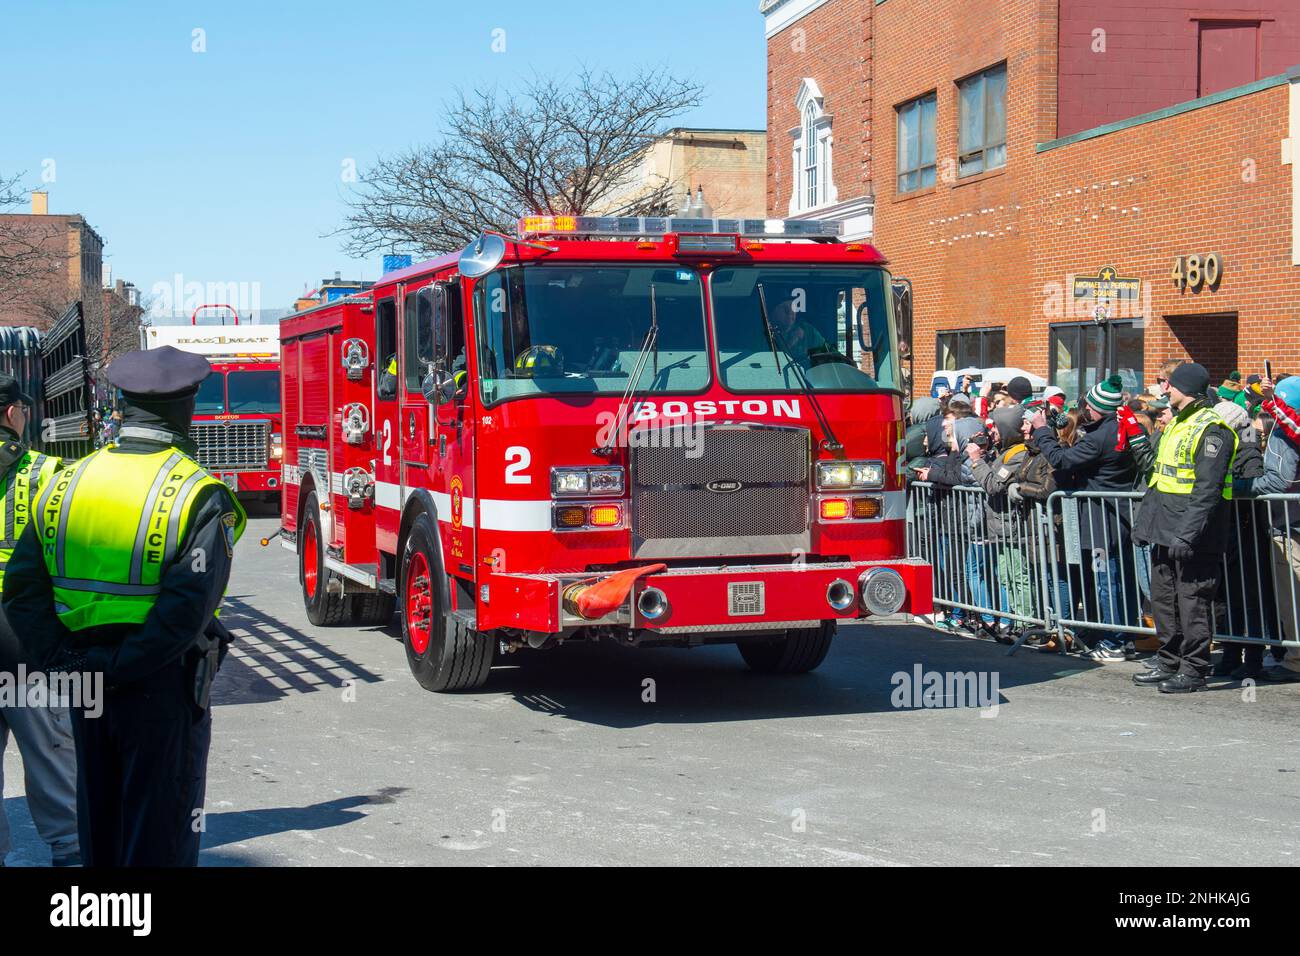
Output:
left=190, top=420, right=269, bottom=472
left=632, top=424, right=811, bottom=559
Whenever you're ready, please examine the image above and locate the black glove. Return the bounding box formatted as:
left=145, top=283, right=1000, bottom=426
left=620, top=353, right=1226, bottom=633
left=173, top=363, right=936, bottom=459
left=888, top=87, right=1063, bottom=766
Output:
left=1168, top=542, right=1195, bottom=562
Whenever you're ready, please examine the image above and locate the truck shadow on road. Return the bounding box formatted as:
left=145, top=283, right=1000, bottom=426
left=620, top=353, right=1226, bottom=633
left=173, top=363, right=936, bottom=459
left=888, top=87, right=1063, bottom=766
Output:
left=210, top=596, right=384, bottom=706
left=448, top=624, right=1102, bottom=728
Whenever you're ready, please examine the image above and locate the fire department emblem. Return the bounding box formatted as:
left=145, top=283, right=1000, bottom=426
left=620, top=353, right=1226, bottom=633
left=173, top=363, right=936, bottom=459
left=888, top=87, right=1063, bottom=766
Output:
left=450, top=476, right=464, bottom=531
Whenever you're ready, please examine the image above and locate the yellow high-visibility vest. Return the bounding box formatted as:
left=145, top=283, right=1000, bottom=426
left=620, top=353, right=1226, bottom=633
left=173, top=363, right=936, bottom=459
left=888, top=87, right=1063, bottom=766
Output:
left=1152, top=405, right=1237, bottom=500
left=0, top=451, right=62, bottom=589
left=33, top=447, right=246, bottom=631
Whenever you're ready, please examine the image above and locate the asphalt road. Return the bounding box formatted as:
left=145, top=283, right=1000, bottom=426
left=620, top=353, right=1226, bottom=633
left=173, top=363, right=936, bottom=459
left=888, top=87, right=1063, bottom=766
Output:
left=5, top=515, right=1299, bottom=866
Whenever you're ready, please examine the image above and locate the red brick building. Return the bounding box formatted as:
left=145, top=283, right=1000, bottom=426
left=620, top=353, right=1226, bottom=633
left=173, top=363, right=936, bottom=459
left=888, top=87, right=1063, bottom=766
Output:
left=763, top=0, right=1300, bottom=399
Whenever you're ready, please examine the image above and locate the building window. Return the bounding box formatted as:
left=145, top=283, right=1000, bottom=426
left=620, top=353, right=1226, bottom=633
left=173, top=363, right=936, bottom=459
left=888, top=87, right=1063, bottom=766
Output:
left=1049, top=321, right=1145, bottom=401
left=958, top=63, right=1007, bottom=178
left=936, top=327, right=1005, bottom=372
left=789, top=78, right=835, bottom=214
left=804, top=103, right=819, bottom=208
left=897, top=93, right=937, bottom=194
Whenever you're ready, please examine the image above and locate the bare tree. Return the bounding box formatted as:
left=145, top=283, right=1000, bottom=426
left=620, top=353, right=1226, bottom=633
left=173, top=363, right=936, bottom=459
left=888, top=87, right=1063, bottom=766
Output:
left=336, top=69, right=704, bottom=257
left=0, top=171, right=66, bottom=306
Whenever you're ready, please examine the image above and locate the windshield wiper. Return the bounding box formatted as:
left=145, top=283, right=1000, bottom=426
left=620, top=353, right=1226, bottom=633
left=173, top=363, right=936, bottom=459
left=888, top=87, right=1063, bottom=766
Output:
left=595, top=283, right=660, bottom=457
left=756, top=283, right=843, bottom=454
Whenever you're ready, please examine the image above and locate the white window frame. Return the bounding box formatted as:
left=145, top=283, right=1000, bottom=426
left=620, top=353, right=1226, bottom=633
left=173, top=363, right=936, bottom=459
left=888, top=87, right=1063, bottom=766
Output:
left=789, top=78, right=836, bottom=214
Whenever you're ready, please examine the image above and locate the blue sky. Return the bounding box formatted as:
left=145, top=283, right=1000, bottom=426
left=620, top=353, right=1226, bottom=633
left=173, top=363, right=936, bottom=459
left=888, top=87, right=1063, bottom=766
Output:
left=1, top=0, right=766, bottom=315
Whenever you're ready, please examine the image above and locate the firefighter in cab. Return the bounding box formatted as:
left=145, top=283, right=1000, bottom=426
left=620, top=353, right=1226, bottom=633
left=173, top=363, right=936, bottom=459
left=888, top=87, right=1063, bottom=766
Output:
left=3, top=346, right=246, bottom=867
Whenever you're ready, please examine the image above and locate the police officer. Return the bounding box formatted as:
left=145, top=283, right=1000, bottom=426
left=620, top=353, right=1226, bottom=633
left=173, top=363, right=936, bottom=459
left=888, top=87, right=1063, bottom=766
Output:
left=2, top=346, right=246, bottom=866
left=0, top=374, right=79, bottom=866
left=1133, top=362, right=1236, bottom=693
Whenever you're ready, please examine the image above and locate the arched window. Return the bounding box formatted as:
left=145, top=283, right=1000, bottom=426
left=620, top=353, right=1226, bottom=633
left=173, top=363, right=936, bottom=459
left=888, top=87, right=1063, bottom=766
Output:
left=790, top=79, right=834, bottom=214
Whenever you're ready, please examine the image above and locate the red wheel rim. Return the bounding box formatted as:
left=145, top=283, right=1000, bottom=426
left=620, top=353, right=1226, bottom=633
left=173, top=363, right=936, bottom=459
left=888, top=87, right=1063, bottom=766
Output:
left=303, top=520, right=319, bottom=599
left=406, top=550, right=432, bottom=655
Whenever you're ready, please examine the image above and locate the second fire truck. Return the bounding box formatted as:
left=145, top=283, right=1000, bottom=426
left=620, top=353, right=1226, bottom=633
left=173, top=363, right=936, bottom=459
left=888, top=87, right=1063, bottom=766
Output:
left=277, top=215, right=931, bottom=691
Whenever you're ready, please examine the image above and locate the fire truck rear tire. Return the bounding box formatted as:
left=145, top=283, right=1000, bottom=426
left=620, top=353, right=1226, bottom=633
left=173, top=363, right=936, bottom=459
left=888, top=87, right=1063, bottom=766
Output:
left=401, top=515, right=494, bottom=692
left=300, top=491, right=351, bottom=626
left=737, top=621, right=836, bottom=674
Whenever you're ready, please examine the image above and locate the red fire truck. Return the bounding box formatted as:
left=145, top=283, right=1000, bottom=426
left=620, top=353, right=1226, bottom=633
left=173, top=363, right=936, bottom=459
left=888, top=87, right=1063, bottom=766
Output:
left=141, top=305, right=283, bottom=503
left=277, top=215, right=931, bottom=691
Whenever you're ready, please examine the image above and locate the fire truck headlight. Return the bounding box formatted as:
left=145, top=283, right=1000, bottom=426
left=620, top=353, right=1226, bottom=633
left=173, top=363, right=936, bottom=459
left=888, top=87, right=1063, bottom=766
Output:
left=852, top=461, right=885, bottom=488
left=551, top=468, right=589, bottom=496
left=818, top=460, right=885, bottom=489
left=270, top=432, right=283, bottom=460
left=816, top=462, right=854, bottom=489
left=587, top=468, right=624, bottom=496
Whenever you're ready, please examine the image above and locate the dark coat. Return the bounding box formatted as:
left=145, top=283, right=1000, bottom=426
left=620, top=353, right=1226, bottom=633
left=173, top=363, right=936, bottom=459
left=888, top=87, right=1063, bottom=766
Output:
left=1031, top=411, right=1138, bottom=551
left=1132, top=402, right=1236, bottom=554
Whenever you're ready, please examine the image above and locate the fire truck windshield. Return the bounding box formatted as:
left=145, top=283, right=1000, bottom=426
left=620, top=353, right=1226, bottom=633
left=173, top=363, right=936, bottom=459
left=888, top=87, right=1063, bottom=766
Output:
left=194, top=371, right=225, bottom=415
left=711, top=266, right=900, bottom=393
left=474, top=265, right=709, bottom=403
left=227, top=369, right=280, bottom=414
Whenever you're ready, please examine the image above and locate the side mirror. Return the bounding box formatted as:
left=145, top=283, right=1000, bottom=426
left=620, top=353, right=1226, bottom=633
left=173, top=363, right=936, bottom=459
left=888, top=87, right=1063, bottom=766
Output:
left=420, top=367, right=458, bottom=406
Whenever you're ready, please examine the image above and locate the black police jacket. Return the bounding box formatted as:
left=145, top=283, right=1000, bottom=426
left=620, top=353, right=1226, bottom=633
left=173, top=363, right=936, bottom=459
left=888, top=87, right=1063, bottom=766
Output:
left=1132, top=402, right=1236, bottom=554
left=1, top=436, right=239, bottom=690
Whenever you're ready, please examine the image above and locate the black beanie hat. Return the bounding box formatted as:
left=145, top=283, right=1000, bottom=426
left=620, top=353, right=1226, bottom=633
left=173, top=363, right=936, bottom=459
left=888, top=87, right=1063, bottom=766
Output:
left=1168, top=362, right=1211, bottom=397
left=1005, top=376, right=1033, bottom=402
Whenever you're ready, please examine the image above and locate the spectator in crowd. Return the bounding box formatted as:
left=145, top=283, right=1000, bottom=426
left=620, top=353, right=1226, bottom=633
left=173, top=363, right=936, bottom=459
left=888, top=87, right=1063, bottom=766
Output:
left=969, top=405, right=1035, bottom=642
left=1133, top=363, right=1236, bottom=693
left=917, top=416, right=997, bottom=635
left=1148, top=397, right=1172, bottom=432
left=1211, top=399, right=1270, bottom=679
left=1237, top=376, right=1300, bottom=682
left=1218, top=371, right=1250, bottom=410
left=1029, top=375, right=1139, bottom=661
left=906, top=396, right=941, bottom=463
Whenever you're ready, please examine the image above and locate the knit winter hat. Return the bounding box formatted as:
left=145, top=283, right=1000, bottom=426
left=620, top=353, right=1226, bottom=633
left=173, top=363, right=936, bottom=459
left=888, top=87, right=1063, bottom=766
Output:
left=1169, top=362, right=1211, bottom=397
left=1214, top=400, right=1250, bottom=433
left=1005, top=376, right=1033, bottom=402
left=1085, top=374, right=1124, bottom=413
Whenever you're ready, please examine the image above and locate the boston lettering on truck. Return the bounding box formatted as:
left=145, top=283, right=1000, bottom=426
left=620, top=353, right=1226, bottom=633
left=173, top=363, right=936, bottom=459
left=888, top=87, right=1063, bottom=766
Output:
left=139, top=304, right=283, bottom=504
left=275, top=214, right=932, bottom=692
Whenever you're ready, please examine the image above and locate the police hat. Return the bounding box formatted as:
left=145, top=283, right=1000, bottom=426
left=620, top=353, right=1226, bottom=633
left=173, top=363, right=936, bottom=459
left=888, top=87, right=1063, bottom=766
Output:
left=0, top=373, right=34, bottom=409
left=107, top=346, right=212, bottom=400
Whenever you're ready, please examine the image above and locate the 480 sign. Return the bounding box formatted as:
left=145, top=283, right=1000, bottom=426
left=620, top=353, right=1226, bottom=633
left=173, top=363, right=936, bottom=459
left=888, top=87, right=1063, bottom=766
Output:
left=1171, top=252, right=1222, bottom=292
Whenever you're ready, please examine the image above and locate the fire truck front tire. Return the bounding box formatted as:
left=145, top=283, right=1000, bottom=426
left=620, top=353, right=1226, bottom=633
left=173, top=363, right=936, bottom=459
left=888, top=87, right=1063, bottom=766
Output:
left=300, top=491, right=351, bottom=626
left=737, top=621, right=836, bottom=674
left=401, top=515, right=493, bottom=692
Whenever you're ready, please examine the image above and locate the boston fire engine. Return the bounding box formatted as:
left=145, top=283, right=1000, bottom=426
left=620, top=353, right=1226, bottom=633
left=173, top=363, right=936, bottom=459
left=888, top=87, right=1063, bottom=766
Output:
left=276, top=215, right=932, bottom=691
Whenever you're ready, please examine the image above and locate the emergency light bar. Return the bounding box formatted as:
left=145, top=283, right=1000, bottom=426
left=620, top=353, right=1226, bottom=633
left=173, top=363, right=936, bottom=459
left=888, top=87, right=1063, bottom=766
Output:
left=517, top=215, right=843, bottom=241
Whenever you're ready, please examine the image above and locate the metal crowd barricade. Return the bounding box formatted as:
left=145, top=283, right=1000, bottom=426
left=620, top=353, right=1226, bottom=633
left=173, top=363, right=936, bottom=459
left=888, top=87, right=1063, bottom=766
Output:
left=905, top=481, right=1055, bottom=646
left=906, top=481, right=1300, bottom=655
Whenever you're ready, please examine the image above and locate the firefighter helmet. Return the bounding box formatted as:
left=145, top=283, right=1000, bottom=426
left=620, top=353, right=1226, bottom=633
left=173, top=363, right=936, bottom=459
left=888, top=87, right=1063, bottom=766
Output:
left=514, top=345, right=563, bottom=377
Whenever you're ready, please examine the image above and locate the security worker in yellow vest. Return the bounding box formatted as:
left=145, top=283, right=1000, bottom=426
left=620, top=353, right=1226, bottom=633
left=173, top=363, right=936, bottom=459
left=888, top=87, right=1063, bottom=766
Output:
left=0, top=375, right=79, bottom=866
left=2, top=346, right=246, bottom=866
left=1133, top=362, right=1237, bottom=693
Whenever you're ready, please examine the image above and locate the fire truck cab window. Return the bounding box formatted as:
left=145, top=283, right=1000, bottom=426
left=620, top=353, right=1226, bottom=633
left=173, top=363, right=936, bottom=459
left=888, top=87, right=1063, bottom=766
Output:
left=194, top=371, right=225, bottom=415
left=404, top=287, right=436, bottom=391
left=711, top=267, right=899, bottom=393
left=376, top=298, right=398, bottom=400
left=473, top=265, right=709, bottom=404
left=227, top=370, right=280, bottom=414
